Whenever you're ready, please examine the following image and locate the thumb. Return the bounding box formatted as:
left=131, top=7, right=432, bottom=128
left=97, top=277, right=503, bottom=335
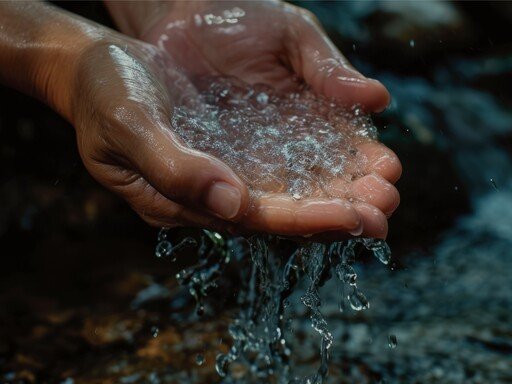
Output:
left=116, top=107, right=250, bottom=222
left=285, top=6, right=390, bottom=112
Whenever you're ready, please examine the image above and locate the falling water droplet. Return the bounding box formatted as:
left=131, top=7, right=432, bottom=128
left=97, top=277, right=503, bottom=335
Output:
left=362, top=238, right=391, bottom=265
left=348, top=288, right=369, bottom=311
left=409, top=39, right=415, bottom=48
left=196, top=354, right=205, bottom=366
left=490, top=178, right=499, bottom=191
left=388, top=334, right=398, bottom=349
left=215, top=354, right=229, bottom=377
left=151, top=326, right=159, bottom=338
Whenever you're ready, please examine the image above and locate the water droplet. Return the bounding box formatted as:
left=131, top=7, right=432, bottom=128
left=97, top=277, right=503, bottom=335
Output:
left=388, top=334, right=398, bottom=349
left=151, top=326, right=159, bottom=338
left=362, top=238, right=391, bottom=265
left=292, top=193, right=302, bottom=200
left=490, top=178, right=499, bottom=191
left=348, top=288, right=369, bottom=311
left=409, top=39, right=415, bottom=48
left=196, top=354, right=205, bottom=366
left=215, top=354, right=229, bottom=377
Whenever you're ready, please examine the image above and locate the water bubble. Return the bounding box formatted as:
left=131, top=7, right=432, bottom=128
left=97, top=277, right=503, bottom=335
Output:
left=388, top=334, right=398, bottom=349
left=196, top=354, right=205, bottom=366
left=155, top=240, right=172, bottom=258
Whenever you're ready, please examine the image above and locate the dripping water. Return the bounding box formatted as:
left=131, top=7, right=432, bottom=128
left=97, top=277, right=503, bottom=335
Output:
left=155, top=231, right=391, bottom=382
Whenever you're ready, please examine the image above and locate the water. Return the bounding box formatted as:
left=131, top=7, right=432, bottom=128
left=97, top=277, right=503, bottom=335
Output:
left=171, top=76, right=377, bottom=198
left=196, top=354, right=205, bottom=366
left=387, top=334, right=397, bottom=349
left=156, top=76, right=393, bottom=382
left=156, top=231, right=391, bottom=383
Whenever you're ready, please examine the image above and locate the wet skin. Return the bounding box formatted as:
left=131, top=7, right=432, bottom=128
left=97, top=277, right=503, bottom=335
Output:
left=0, top=1, right=401, bottom=239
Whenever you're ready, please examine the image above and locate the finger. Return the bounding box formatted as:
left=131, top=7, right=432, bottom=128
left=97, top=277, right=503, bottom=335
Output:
left=94, top=164, right=230, bottom=231
left=250, top=201, right=389, bottom=242
left=284, top=4, right=390, bottom=112
left=130, top=187, right=229, bottom=233
left=353, top=203, right=388, bottom=239
left=357, top=142, right=402, bottom=183
left=241, top=195, right=362, bottom=236
left=112, top=107, right=250, bottom=221
left=330, top=174, right=400, bottom=217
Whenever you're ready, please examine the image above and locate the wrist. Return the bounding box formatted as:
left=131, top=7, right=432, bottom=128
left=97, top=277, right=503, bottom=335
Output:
left=0, top=2, right=113, bottom=121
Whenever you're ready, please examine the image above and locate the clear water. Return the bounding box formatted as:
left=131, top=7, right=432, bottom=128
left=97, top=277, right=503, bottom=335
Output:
left=156, top=230, right=390, bottom=383
left=156, top=77, right=391, bottom=382
left=171, top=76, right=377, bottom=199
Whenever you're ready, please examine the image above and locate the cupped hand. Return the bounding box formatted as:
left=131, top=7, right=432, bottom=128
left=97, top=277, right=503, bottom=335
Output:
left=71, top=39, right=253, bottom=232
left=133, top=1, right=402, bottom=238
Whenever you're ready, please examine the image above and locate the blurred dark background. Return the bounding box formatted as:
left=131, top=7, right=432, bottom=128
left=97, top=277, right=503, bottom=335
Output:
left=1, top=1, right=512, bottom=383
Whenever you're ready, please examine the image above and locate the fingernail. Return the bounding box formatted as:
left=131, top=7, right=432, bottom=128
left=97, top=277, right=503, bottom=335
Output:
left=204, top=181, right=242, bottom=220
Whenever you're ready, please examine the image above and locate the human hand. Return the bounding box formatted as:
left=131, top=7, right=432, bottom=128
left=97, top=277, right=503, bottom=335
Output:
left=0, top=2, right=400, bottom=239
left=105, top=1, right=401, bottom=239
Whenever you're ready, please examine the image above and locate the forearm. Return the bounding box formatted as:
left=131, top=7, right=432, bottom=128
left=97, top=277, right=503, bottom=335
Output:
left=104, top=1, right=174, bottom=38
left=0, top=1, right=104, bottom=119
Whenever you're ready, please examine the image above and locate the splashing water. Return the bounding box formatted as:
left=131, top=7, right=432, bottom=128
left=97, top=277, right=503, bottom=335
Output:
left=156, top=232, right=390, bottom=382
left=155, top=77, right=391, bottom=382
